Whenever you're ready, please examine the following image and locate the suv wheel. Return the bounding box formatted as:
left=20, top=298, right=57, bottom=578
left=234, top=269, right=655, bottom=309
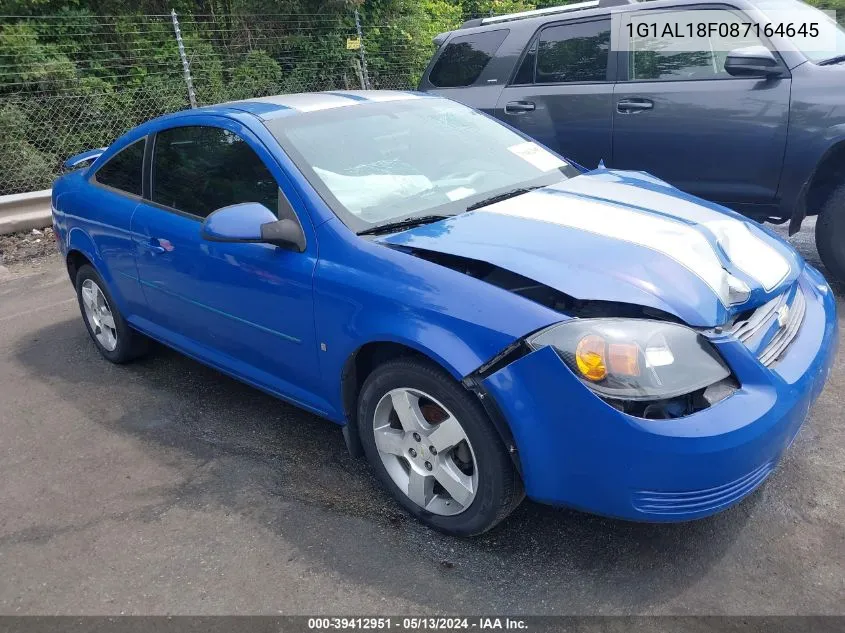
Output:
left=815, top=182, right=845, bottom=281
left=357, top=357, right=523, bottom=536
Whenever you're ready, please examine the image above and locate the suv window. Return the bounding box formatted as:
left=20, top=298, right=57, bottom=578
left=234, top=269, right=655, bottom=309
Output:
left=429, top=29, right=508, bottom=87
left=534, top=19, right=611, bottom=84
left=628, top=9, right=768, bottom=81
left=93, top=138, right=145, bottom=196
left=152, top=126, right=279, bottom=218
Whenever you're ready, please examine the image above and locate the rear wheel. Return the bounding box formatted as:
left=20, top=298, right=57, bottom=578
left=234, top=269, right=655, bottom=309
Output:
left=358, top=357, right=523, bottom=536
left=815, top=182, right=845, bottom=281
left=75, top=264, right=148, bottom=363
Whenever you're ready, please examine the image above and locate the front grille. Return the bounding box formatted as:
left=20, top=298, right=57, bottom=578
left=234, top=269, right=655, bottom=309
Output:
left=730, top=292, right=789, bottom=344
left=758, top=287, right=806, bottom=367
left=728, top=284, right=806, bottom=367
left=632, top=461, right=774, bottom=516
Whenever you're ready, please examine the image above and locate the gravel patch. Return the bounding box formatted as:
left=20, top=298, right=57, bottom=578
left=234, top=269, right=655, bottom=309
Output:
left=0, top=227, right=60, bottom=279
left=0, top=227, right=56, bottom=265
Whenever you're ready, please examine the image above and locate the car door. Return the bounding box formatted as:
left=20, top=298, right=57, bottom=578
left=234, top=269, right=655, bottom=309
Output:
left=130, top=120, right=326, bottom=413
left=611, top=5, right=791, bottom=206
left=494, top=16, right=615, bottom=170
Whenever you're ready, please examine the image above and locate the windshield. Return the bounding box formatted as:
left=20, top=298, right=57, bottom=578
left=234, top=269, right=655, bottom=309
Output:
left=757, top=0, right=845, bottom=63
left=265, top=98, right=581, bottom=232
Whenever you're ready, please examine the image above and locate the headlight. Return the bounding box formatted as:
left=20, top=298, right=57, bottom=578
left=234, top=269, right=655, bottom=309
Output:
left=527, top=319, right=731, bottom=401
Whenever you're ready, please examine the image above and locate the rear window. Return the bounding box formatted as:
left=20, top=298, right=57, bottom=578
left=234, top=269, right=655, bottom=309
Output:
left=93, top=138, right=145, bottom=196
left=428, top=29, right=509, bottom=88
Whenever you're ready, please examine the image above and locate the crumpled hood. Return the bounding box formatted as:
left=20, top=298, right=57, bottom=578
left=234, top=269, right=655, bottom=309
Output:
left=379, top=169, right=802, bottom=327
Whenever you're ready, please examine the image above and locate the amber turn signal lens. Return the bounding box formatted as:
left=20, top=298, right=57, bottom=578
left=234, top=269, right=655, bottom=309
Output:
left=575, top=334, right=607, bottom=381
left=608, top=342, right=640, bottom=377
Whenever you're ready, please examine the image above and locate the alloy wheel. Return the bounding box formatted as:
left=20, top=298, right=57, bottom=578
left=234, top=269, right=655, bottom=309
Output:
left=372, top=387, right=478, bottom=516
left=80, top=278, right=118, bottom=352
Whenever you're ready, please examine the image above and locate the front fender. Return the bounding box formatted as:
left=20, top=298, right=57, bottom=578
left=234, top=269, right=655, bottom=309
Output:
left=312, top=219, right=563, bottom=422
left=786, top=127, right=845, bottom=233
left=778, top=64, right=845, bottom=222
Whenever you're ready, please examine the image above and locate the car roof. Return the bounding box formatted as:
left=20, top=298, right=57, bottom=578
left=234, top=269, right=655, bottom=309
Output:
left=96, top=90, right=438, bottom=162
left=193, top=90, right=430, bottom=122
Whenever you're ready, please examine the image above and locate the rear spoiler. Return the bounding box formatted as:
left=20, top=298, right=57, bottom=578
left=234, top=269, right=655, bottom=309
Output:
left=433, top=31, right=451, bottom=48
left=63, top=147, right=107, bottom=170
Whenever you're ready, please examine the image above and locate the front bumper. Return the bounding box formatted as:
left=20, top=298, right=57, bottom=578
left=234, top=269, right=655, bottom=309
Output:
left=482, top=265, right=837, bottom=521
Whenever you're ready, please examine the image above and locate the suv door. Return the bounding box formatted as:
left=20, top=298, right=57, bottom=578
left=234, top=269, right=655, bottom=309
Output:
left=130, top=121, right=327, bottom=413
left=494, top=16, right=615, bottom=169
left=611, top=5, right=791, bottom=206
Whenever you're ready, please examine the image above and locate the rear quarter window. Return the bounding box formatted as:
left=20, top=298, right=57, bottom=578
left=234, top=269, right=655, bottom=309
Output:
left=92, top=138, right=145, bottom=196
left=428, top=29, right=509, bottom=88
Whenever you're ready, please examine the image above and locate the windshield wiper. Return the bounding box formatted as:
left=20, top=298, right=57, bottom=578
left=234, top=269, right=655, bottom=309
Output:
left=818, top=54, right=845, bottom=66
left=357, top=214, right=450, bottom=236
left=464, top=185, right=544, bottom=212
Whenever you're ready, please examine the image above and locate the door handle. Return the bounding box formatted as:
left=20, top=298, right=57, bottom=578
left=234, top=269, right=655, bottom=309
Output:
left=144, top=239, right=167, bottom=255
left=504, top=101, right=536, bottom=114
left=617, top=99, right=654, bottom=113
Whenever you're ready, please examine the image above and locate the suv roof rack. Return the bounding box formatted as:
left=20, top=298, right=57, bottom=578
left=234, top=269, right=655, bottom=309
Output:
left=460, top=0, right=637, bottom=28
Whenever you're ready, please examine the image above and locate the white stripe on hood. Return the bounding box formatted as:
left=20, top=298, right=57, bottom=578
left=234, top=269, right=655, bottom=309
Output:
left=478, top=189, right=788, bottom=305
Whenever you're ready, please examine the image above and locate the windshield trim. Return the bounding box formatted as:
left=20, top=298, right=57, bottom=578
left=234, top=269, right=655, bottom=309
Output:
left=264, top=99, right=581, bottom=234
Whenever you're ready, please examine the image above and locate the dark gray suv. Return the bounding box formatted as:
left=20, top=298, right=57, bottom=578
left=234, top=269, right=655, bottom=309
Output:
left=419, top=0, right=845, bottom=279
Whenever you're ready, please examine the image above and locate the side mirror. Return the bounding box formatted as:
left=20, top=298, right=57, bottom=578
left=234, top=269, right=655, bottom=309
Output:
left=724, top=46, right=783, bottom=78
left=201, top=202, right=306, bottom=253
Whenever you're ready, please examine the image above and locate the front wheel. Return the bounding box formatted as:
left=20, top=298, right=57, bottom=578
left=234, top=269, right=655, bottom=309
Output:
left=357, top=357, right=523, bottom=536
left=815, top=182, right=845, bottom=281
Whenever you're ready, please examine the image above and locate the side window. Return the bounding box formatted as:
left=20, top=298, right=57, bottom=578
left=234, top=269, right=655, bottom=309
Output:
left=93, top=138, right=145, bottom=196
left=152, top=126, right=279, bottom=218
left=535, top=19, right=611, bottom=84
left=429, top=29, right=509, bottom=88
left=513, top=39, right=537, bottom=85
left=628, top=9, right=769, bottom=81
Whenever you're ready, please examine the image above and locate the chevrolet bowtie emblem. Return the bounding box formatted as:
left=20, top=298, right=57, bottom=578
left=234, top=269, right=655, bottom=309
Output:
left=777, top=305, right=790, bottom=328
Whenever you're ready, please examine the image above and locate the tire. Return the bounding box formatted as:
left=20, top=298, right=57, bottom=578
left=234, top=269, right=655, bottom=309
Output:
left=75, top=264, right=148, bottom=363
left=815, top=182, right=845, bottom=281
left=358, top=357, right=523, bottom=536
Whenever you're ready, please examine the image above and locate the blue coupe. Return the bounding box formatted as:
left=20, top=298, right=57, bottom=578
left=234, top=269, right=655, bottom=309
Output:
left=52, top=91, right=837, bottom=535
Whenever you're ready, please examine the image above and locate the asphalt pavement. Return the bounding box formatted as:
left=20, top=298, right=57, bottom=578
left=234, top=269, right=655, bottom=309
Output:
left=0, top=220, right=843, bottom=615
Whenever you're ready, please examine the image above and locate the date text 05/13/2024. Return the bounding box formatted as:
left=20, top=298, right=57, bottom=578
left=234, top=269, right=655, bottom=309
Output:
left=306, top=617, right=528, bottom=630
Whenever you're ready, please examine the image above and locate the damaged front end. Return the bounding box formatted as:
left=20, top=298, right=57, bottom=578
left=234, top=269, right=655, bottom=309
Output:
left=459, top=266, right=836, bottom=521
left=463, top=318, right=739, bottom=423
left=407, top=247, right=739, bottom=421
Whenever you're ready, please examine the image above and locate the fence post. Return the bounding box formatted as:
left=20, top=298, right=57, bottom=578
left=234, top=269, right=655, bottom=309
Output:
left=171, top=9, right=198, bottom=108
left=354, top=8, right=370, bottom=90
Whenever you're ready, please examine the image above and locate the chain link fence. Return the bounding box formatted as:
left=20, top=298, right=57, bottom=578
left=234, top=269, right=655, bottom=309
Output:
left=0, top=9, right=459, bottom=196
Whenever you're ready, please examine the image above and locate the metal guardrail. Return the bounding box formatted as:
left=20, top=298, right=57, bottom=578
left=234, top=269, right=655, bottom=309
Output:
left=0, top=190, right=52, bottom=235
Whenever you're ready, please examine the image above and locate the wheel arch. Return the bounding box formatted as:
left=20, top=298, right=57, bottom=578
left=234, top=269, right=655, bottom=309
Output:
left=65, top=249, right=93, bottom=285
left=339, top=339, right=520, bottom=472
left=340, top=340, right=455, bottom=458
left=806, top=141, right=845, bottom=218
left=65, top=227, right=104, bottom=281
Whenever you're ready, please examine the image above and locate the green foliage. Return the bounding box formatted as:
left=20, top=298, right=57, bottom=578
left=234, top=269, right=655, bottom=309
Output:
left=231, top=49, right=283, bottom=98
left=0, top=103, right=55, bottom=192
left=0, top=0, right=843, bottom=194
left=0, top=23, right=76, bottom=89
